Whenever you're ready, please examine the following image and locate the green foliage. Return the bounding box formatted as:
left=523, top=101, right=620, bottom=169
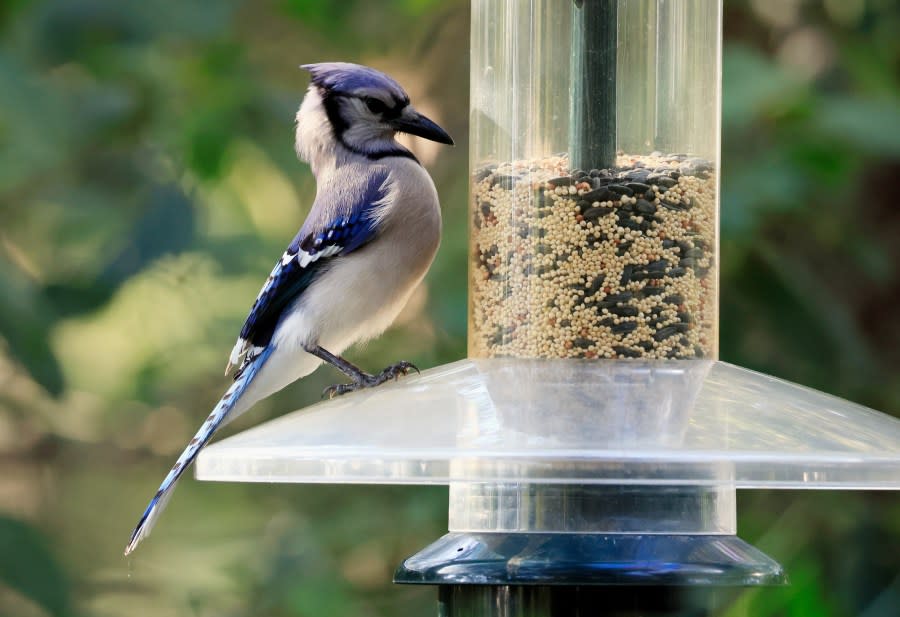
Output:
left=0, top=516, right=71, bottom=617
left=0, top=0, right=898, bottom=616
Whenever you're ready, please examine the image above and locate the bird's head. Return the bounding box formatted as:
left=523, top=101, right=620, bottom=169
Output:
left=296, top=62, right=453, bottom=163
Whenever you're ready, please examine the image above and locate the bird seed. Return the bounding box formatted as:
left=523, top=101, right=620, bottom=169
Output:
left=470, top=153, right=716, bottom=359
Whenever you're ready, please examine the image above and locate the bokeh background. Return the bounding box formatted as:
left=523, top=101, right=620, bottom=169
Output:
left=1, top=0, right=899, bottom=615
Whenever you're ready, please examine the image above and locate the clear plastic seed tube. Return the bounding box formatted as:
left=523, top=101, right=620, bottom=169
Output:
left=469, top=0, right=721, bottom=360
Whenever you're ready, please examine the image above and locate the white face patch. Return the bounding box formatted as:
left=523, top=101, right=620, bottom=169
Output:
left=295, top=88, right=332, bottom=165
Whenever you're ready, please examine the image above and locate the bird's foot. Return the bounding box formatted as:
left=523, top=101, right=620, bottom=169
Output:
left=322, top=361, right=419, bottom=399
left=376, top=360, right=419, bottom=382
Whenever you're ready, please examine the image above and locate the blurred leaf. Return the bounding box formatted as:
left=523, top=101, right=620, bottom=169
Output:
left=0, top=56, right=77, bottom=195
left=720, top=151, right=809, bottom=237
left=186, top=130, right=228, bottom=179
left=719, top=254, right=836, bottom=388
left=280, top=0, right=357, bottom=33
left=0, top=515, right=70, bottom=617
left=0, top=0, right=29, bottom=29
left=785, top=139, right=857, bottom=187
left=33, top=0, right=152, bottom=65
left=758, top=239, right=876, bottom=386
left=392, top=0, right=445, bottom=17
left=31, top=0, right=238, bottom=66
left=42, top=281, right=113, bottom=318
left=839, top=38, right=900, bottom=99
left=99, top=183, right=196, bottom=286
left=285, top=577, right=363, bottom=617
left=783, top=559, right=837, bottom=617
left=858, top=577, right=900, bottom=617
left=846, top=234, right=894, bottom=284
left=0, top=257, right=64, bottom=395
left=722, top=45, right=807, bottom=129
left=814, top=96, right=900, bottom=157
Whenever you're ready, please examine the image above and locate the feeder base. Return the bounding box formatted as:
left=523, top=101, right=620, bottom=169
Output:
left=396, top=533, right=784, bottom=616
left=395, top=532, right=785, bottom=587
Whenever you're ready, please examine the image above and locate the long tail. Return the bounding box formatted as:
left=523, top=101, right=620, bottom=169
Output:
left=124, top=346, right=275, bottom=555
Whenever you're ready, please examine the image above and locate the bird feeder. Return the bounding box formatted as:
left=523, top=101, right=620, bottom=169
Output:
left=197, top=1, right=900, bottom=615
left=469, top=0, right=719, bottom=362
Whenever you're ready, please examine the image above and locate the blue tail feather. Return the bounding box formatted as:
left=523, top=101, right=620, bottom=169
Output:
left=124, top=346, right=274, bottom=555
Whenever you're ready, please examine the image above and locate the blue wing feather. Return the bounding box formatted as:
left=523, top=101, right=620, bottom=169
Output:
left=230, top=167, right=391, bottom=365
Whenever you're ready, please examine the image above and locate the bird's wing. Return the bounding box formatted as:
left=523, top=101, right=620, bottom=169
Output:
left=126, top=167, right=395, bottom=555
left=227, top=167, right=393, bottom=372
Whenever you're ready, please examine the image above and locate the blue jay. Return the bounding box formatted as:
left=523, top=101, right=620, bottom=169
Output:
left=125, top=62, right=453, bottom=555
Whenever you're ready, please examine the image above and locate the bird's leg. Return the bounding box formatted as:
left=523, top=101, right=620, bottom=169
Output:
left=305, top=345, right=418, bottom=399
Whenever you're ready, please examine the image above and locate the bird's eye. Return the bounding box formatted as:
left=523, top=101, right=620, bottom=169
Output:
left=364, top=97, right=388, bottom=115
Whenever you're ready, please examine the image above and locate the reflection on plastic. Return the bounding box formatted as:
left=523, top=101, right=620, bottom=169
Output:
left=196, top=359, right=900, bottom=488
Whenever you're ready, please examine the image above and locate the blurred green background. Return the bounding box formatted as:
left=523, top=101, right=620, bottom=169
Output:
left=1, top=0, right=899, bottom=615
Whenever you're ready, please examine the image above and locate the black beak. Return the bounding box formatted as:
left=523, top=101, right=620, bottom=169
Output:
left=391, top=108, right=454, bottom=145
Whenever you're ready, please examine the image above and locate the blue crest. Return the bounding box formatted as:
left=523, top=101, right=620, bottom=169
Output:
left=301, top=62, right=409, bottom=103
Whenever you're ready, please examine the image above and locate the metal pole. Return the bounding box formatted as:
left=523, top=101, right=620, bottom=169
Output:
left=438, top=585, right=722, bottom=617
left=571, top=0, right=617, bottom=172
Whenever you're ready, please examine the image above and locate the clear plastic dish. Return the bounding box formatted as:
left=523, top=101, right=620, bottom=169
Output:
left=195, top=359, right=900, bottom=489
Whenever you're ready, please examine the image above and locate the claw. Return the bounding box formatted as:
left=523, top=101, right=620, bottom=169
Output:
left=387, top=360, right=418, bottom=380
left=323, top=383, right=351, bottom=399
left=321, top=360, right=420, bottom=398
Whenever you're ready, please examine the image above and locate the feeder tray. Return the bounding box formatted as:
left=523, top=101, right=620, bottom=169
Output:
left=196, top=359, right=900, bottom=597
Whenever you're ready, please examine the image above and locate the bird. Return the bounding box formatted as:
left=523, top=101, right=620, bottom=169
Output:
left=124, top=62, right=454, bottom=555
